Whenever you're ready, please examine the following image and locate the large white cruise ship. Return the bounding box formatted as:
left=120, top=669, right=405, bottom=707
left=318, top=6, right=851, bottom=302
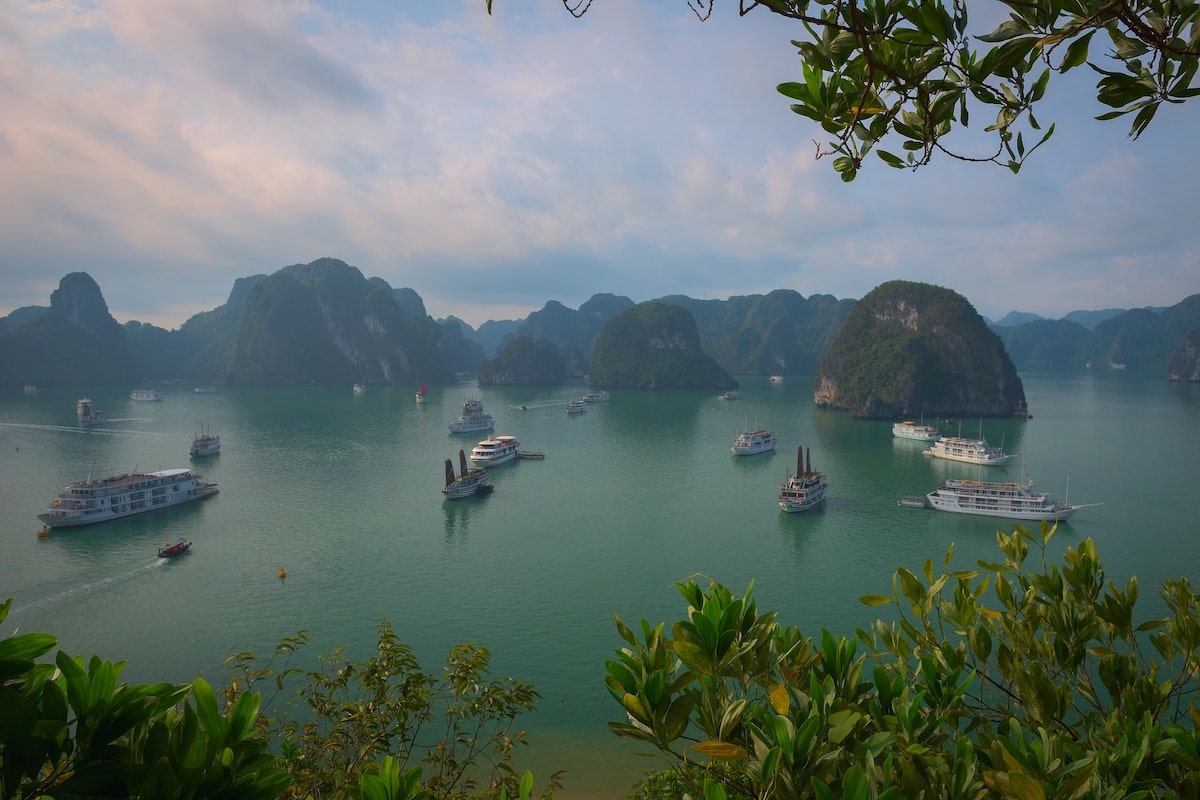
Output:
left=923, top=436, right=1009, bottom=466
left=448, top=397, right=495, bottom=433
left=470, top=435, right=521, bottom=466
left=38, top=468, right=218, bottom=528
left=731, top=428, right=776, bottom=456
left=926, top=477, right=1083, bottom=521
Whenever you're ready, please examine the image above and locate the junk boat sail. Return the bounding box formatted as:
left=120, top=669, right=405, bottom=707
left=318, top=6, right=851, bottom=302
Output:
left=926, top=476, right=1085, bottom=521
left=416, top=382, right=428, bottom=404
left=779, top=445, right=827, bottom=512
left=38, top=467, right=219, bottom=528
left=442, top=450, right=492, bottom=499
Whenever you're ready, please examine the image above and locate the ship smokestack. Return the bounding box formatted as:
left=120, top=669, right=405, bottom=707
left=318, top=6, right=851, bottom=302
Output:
left=797, top=445, right=803, bottom=475
left=806, top=447, right=812, bottom=475
left=459, top=450, right=469, bottom=478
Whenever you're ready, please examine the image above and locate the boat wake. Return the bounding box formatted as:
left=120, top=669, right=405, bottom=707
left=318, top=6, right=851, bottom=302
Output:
left=10, top=560, right=164, bottom=616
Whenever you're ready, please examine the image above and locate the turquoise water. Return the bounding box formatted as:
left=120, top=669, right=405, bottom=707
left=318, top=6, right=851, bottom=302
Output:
left=1, top=373, right=1197, bottom=797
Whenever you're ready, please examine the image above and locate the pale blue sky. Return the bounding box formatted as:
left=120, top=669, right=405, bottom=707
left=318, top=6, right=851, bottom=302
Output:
left=1, top=0, right=1196, bottom=329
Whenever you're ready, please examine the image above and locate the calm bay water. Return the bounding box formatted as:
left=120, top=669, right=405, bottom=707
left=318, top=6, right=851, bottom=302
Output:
left=2, top=372, right=1197, bottom=797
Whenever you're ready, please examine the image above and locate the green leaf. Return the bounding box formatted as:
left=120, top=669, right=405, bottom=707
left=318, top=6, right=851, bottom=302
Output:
left=860, top=594, right=893, bottom=606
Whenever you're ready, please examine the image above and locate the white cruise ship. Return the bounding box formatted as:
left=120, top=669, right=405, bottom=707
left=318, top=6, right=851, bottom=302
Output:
left=38, top=468, right=218, bottom=528
left=581, top=391, right=609, bottom=403
left=470, top=434, right=521, bottom=466
left=892, top=420, right=941, bottom=441
left=923, top=436, right=1009, bottom=466
left=75, top=397, right=107, bottom=427
left=130, top=389, right=162, bottom=401
left=926, top=477, right=1083, bottom=521
left=566, top=399, right=588, bottom=414
left=732, top=429, right=776, bottom=456
left=448, top=397, right=495, bottom=433
left=779, top=446, right=827, bottom=512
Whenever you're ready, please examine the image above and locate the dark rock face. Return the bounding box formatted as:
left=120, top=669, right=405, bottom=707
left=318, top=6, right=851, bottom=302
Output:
left=1167, top=329, right=1200, bottom=381
left=813, top=280, right=1026, bottom=419
left=50, top=272, right=125, bottom=341
left=478, top=336, right=565, bottom=385
left=587, top=302, right=736, bottom=390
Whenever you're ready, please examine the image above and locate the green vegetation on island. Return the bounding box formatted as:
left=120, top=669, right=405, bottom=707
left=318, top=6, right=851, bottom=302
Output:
left=814, top=280, right=1027, bottom=418
left=588, top=302, right=736, bottom=390
left=478, top=335, right=568, bottom=385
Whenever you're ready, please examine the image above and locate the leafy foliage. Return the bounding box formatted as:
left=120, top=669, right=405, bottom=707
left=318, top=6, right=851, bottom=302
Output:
left=0, top=598, right=289, bottom=800
left=503, top=0, right=1200, bottom=179
left=220, top=621, right=559, bottom=800
left=606, top=527, right=1200, bottom=798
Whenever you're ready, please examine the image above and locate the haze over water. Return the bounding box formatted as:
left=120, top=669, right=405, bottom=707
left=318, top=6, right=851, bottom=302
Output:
left=1, top=372, right=1196, bottom=797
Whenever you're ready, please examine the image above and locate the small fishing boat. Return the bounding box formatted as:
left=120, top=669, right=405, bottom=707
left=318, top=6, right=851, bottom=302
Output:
left=157, top=539, right=192, bottom=558
left=416, top=382, right=428, bottom=404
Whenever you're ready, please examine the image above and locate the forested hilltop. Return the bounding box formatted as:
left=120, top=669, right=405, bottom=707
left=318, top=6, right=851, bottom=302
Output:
left=1, top=259, right=1197, bottom=387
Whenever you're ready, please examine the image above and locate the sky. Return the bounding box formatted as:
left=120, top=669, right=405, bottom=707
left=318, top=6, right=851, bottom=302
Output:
left=1, top=0, right=1197, bottom=331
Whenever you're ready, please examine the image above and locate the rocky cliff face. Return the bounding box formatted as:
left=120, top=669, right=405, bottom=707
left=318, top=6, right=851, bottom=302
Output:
left=226, top=258, right=453, bottom=386
left=477, top=336, right=566, bottom=385
left=814, top=280, right=1026, bottom=418
left=1167, top=329, right=1200, bottom=381
left=588, top=302, right=735, bottom=390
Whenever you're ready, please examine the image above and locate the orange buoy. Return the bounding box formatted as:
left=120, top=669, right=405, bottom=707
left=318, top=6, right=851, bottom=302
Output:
left=278, top=567, right=287, bottom=579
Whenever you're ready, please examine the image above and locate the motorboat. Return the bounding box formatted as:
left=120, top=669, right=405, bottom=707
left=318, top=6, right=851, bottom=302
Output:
left=470, top=435, right=521, bottom=466
left=779, top=445, right=827, bottom=512
left=732, top=428, right=776, bottom=456
left=721, top=390, right=739, bottom=400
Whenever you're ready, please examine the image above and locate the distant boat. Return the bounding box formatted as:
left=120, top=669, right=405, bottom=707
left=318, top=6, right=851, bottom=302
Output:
left=892, top=419, right=941, bottom=441
left=449, top=397, right=495, bottom=433
left=76, top=397, right=106, bottom=427
left=353, top=383, right=366, bottom=394
left=581, top=391, right=609, bottom=403
left=189, top=424, right=221, bottom=458
left=923, top=436, right=1009, bottom=466
left=194, top=385, right=219, bottom=394
left=732, top=428, right=776, bottom=456
left=779, top=445, right=827, bottom=512
left=721, top=390, right=739, bottom=400
left=566, top=399, right=588, bottom=414
left=130, top=389, right=162, bottom=401
left=23, top=384, right=38, bottom=394
left=769, top=375, right=783, bottom=383
left=1109, top=361, right=1127, bottom=369
left=416, top=382, right=428, bottom=404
